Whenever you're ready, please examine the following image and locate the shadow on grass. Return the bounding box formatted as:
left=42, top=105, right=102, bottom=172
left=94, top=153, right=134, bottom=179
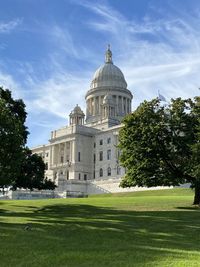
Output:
left=0, top=203, right=200, bottom=267
left=176, top=206, right=200, bottom=211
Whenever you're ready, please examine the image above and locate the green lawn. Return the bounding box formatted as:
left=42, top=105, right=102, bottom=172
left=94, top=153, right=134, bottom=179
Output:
left=0, top=188, right=199, bottom=267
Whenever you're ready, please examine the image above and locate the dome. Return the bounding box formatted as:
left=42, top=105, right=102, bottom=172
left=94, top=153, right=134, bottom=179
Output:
left=85, top=46, right=133, bottom=126
left=70, top=104, right=84, bottom=115
left=90, top=46, right=127, bottom=90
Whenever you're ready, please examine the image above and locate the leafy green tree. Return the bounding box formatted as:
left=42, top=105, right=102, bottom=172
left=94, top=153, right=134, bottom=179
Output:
left=0, top=87, right=56, bottom=192
left=12, top=148, right=56, bottom=191
left=41, top=177, right=57, bottom=190
left=0, top=87, right=28, bottom=192
left=119, top=97, right=200, bottom=205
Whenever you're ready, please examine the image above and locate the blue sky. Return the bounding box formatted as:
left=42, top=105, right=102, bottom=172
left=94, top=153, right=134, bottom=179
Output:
left=0, top=0, right=200, bottom=147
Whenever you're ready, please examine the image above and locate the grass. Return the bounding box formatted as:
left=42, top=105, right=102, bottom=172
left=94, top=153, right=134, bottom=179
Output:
left=0, top=188, right=199, bottom=267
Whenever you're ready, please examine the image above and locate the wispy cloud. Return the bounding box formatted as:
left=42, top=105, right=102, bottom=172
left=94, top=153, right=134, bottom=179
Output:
left=49, top=25, right=79, bottom=58
left=0, top=18, right=22, bottom=33
left=80, top=1, right=200, bottom=107
left=27, top=70, right=89, bottom=118
left=1, top=1, right=200, bottom=147
left=0, top=70, right=23, bottom=99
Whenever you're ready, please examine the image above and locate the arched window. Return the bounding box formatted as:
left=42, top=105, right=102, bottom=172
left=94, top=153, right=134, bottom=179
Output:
left=107, top=149, right=111, bottom=160
left=99, top=168, right=103, bottom=177
left=107, top=167, right=111, bottom=176
left=99, top=151, right=103, bottom=161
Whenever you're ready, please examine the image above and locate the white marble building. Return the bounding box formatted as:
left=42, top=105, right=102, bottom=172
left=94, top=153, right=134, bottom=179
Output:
left=33, top=47, right=165, bottom=195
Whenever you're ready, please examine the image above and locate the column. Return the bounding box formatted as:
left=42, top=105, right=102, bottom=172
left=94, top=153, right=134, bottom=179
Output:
left=64, top=142, right=66, bottom=163
left=91, top=98, right=93, bottom=115
left=116, top=95, right=119, bottom=115
left=99, top=97, right=101, bottom=116
left=86, top=100, right=89, bottom=118
left=71, top=140, right=77, bottom=164
left=121, top=97, right=124, bottom=114
left=50, top=145, right=53, bottom=166
left=126, top=98, right=128, bottom=114
left=53, top=145, right=57, bottom=165
left=89, top=98, right=92, bottom=115
left=69, top=141, right=72, bottom=162
left=96, top=96, right=99, bottom=115
left=94, top=97, right=96, bottom=115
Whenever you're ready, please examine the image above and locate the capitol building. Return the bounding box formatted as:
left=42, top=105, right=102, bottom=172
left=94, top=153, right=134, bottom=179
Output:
left=32, top=46, right=136, bottom=195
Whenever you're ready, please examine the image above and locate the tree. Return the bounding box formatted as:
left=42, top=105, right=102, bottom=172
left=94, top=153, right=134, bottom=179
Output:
left=0, top=87, right=56, bottom=192
left=12, top=148, right=56, bottom=191
left=0, top=87, right=28, bottom=191
left=119, top=97, right=200, bottom=205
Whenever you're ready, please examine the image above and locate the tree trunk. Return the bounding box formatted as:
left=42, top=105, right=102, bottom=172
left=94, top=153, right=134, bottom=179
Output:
left=193, top=183, right=200, bottom=205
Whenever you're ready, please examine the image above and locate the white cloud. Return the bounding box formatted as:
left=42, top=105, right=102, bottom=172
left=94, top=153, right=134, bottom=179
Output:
left=49, top=26, right=79, bottom=58
left=80, top=2, right=200, bottom=108
left=1, top=1, right=200, bottom=147
left=0, top=71, right=23, bottom=99
left=0, top=18, right=22, bottom=33
left=27, top=70, right=89, bottom=118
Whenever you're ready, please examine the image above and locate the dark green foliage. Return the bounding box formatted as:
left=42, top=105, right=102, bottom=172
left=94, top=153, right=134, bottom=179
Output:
left=0, top=87, right=28, bottom=189
left=0, top=87, right=56, bottom=191
left=12, top=148, right=56, bottom=191
left=42, top=177, right=57, bottom=190
left=119, top=97, right=200, bottom=204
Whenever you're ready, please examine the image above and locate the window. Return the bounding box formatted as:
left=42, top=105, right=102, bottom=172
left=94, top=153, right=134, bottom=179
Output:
left=93, top=170, right=95, bottom=179
left=79, top=173, right=81, bottom=180
left=107, top=149, right=111, bottom=160
left=99, top=139, right=103, bottom=145
left=66, top=170, right=69, bottom=180
left=99, top=168, right=103, bottom=177
left=117, top=166, right=121, bottom=175
left=107, top=137, right=111, bottom=144
left=60, top=156, right=64, bottom=163
left=107, top=167, right=111, bottom=176
left=84, top=174, right=87, bottom=180
left=99, top=151, right=103, bottom=161
left=93, top=154, right=96, bottom=163
left=45, top=152, right=49, bottom=157
left=94, top=142, right=96, bottom=148
left=78, top=152, right=81, bottom=162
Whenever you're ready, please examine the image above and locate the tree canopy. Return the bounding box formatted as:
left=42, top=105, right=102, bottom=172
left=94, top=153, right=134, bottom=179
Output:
left=0, top=87, right=56, bottom=192
left=0, top=87, right=28, bottom=189
left=12, top=148, right=56, bottom=191
left=119, top=97, right=200, bottom=204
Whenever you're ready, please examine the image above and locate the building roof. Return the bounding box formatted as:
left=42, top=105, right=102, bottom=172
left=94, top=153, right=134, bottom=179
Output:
left=90, top=46, right=127, bottom=90
left=70, top=104, right=84, bottom=116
